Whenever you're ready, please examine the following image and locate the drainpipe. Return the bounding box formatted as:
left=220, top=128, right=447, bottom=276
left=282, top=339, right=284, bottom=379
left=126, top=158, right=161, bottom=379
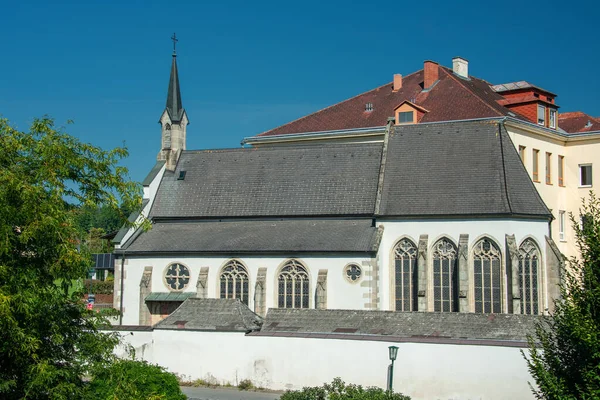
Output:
left=119, top=254, right=125, bottom=326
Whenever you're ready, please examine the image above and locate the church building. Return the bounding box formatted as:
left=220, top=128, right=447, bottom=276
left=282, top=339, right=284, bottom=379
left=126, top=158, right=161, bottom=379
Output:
left=112, top=50, right=572, bottom=327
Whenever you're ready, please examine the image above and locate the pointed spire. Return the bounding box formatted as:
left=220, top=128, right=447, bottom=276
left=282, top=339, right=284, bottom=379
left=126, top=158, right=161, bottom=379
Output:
left=165, top=33, right=184, bottom=123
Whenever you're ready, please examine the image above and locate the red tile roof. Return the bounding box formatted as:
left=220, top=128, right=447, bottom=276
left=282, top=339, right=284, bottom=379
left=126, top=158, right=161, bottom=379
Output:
left=558, top=111, right=600, bottom=133
left=257, top=66, right=522, bottom=137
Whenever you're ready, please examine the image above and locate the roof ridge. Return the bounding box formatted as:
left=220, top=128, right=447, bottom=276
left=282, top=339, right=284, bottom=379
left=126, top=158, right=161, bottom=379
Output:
left=256, top=70, right=423, bottom=137
left=440, top=68, right=505, bottom=117
left=183, top=141, right=381, bottom=155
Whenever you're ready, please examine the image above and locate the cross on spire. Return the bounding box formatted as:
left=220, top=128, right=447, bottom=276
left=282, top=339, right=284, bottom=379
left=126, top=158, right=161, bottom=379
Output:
left=171, top=32, right=178, bottom=55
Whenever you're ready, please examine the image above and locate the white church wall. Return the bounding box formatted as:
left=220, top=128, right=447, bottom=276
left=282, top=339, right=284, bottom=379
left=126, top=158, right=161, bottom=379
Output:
left=377, top=219, right=550, bottom=312
left=120, top=254, right=373, bottom=325
left=115, top=329, right=535, bottom=400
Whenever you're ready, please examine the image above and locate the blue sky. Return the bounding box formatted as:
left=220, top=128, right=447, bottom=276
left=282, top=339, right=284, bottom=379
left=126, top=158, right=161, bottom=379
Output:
left=1, top=0, right=597, bottom=183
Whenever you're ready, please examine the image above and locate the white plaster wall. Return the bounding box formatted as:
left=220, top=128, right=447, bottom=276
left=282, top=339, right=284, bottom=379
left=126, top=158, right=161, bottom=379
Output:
left=377, top=219, right=550, bottom=312
left=120, top=254, right=372, bottom=325
left=111, top=330, right=154, bottom=363
left=118, top=330, right=535, bottom=400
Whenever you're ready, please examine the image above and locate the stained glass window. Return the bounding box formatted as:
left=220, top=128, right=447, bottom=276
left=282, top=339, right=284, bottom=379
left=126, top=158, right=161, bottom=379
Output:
left=432, top=238, right=458, bottom=312
left=473, top=238, right=502, bottom=313
left=519, top=239, right=540, bottom=315
left=278, top=260, right=309, bottom=309
left=394, top=238, right=418, bottom=311
left=220, top=260, right=249, bottom=305
left=164, top=263, right=190, bottom=291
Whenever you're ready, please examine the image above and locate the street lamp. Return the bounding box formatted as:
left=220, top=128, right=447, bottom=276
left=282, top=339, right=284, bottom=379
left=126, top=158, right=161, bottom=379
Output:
left=387, top=345, right=399, bottom=392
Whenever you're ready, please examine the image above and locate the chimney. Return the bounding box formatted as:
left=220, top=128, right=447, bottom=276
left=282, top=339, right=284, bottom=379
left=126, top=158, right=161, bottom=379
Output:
left=393, top=74, right=402, bottom=91
left=452, top=57, right=469, bottom=78
left=423, top=61, right=439, bottom=89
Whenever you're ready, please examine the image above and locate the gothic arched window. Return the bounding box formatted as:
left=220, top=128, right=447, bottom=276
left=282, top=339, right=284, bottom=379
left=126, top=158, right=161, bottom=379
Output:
left=394, top=238, right=418, bottom=311
left=519, top=239, right=541, bottom=315
left=219, top=260, right=249, bottom=305
left=164, top=123, right=171, bottom=130
left=432, top=238, right=458, bottom=312
left=473, top=238, right=502, bottom=313
left=278, top=260, right=309, bottom=309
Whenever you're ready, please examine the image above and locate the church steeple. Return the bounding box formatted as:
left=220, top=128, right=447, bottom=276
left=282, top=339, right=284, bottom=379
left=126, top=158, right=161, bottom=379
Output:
left=165, top=34, right=184, bottom=123
left=158, top=33, right=188, bottom=171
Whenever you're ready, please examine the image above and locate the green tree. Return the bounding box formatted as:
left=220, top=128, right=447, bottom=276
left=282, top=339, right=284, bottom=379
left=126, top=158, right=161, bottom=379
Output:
left=524, top=192, right=600, bottom=399
left=0, top=117, right=142, bottom=399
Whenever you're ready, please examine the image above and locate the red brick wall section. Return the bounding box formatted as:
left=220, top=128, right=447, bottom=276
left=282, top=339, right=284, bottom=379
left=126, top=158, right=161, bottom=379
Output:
left=424, top=61, right=439, bottom=89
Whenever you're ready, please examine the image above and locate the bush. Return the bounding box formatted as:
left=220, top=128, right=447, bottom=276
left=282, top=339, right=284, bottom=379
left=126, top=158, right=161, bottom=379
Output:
left=238, top=378, right=254, bottom=390
left=280, top=377, right=411, bottom=400
left=85, top=359, right=186, bottom=400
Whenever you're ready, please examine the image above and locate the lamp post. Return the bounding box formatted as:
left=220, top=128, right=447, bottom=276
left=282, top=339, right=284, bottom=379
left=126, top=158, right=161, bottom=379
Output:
left=387, top=345, right=399, bottom=392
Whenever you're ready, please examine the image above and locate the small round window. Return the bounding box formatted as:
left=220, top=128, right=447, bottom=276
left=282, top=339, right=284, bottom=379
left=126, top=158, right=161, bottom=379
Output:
left=344, top=264, right=362, bottom=283
left=164, top=263, right=190, bottom=291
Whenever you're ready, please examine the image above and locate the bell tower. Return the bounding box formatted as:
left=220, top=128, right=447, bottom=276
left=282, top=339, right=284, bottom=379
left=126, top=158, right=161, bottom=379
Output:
left=158, top=33, right=188, bottom=171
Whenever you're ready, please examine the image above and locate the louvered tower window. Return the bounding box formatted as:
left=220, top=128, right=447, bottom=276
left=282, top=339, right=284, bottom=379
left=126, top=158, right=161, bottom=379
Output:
left=432, top=238, right=458, bottom=312
left=519, top=239, right=541, bottom=315
left=278, top=260, right=309, bottom=309
left=394, top=238, right=418, bottom=311
left=473, top=238, right=502, bottom=313
left=220, top=260, right=249, bottom=305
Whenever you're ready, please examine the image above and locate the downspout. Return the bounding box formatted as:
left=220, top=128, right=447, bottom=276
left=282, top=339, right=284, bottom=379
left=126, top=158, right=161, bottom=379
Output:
left=119, top=254, right=125, bottom=325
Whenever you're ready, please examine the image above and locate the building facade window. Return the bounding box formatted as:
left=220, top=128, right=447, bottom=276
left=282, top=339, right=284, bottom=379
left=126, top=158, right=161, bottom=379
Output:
left=559, top=211, right=566, bottom=241
left=164, top=263, right=190, bottom=291
left=398, top=111, right=414, bottom=124
left=558, top=155, right=565, bottom=186
left=518, top=239, right=541, bottom=315
left=432, top=238, right=458, bottom=312
left=537, top=104, right=546, bottom=126
left=344, top=264, right=362, bottom=283
left=220, top=260, right=249, bottom=305
left=394, top=238, right=418, bottom=311
left=518, top=145, right=526, bottom=164
left=473, top=238, right=502, bottom=313
left=546, top=152, right=552, bottom=184
left=580, top=164, right=593, bottom=187
left=278, top=260, right=309, bottom=309
left=549, top=109, right=557, bottom=129
left=365, top=102, right=373, bottom=112
left=532, top=149, right=540, bottom=182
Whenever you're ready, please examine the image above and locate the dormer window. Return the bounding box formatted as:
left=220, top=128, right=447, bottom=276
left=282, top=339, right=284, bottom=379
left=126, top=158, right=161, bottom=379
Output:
left=393, top=100, right=428, bottom=125
left=398, top=111, right=414, bottom=124
left=365, top=103, right=374, bottom=112
left=537, top=104, right=546, bottom=126
left=549, top=109, right=557, bottom=129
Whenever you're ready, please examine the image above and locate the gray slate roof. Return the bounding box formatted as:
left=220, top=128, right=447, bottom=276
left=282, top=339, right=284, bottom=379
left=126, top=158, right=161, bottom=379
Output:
left=378, top=120, right=551, bottom=218
left=123, top=219, right=380, bottom=254
left=150, top=143, right=383, bottom=218
left=261, top=308, right=541, bottom=342
left=155, top=298, right=263, bottom=332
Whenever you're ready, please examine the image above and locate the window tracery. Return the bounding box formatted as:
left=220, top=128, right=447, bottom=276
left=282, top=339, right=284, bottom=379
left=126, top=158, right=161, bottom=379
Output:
left=220, top=260, right=249, bottom=305
left=164, top=263, right=190, bottom=291
left=278, top=260, right=309, bottom=309
left=394, top=238, right=418, bottom=311
left=473, top=238, right=502, bottom=313
left=432, top=238, right=458, bottom=312
left=519, top=239, right=540, bottom=315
